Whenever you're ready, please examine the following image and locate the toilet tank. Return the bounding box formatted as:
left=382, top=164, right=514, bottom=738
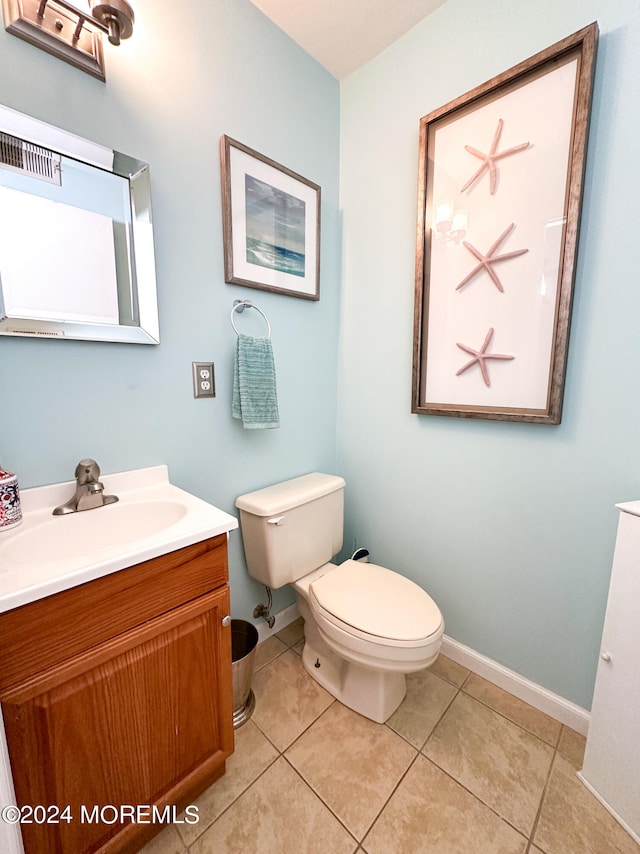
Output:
left=235, top=473, right=345, bottom=589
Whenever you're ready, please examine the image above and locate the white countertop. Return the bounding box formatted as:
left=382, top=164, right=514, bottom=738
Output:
left=0, top=465, right=238, bottom=614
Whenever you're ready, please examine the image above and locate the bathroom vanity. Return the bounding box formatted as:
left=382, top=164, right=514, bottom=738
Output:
left=0, top=466, right=238, bottom=853
left=579, top=501, right=640, bottom=844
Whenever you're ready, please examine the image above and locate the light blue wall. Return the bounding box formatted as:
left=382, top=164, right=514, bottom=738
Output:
left=338, top=0, right=640, bottom=708
left=0, top=0, right=341, bottom=621
left=2, top=0, right=638, bottom=712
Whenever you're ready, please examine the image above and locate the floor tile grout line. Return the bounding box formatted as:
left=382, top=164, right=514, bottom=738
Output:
left=247, top=718, right=283, bottom=756
left=354, top=685, right=469, bottom=847
left=356, top=746, right=424, bottom=846
left=421, top=682, right=464, bottom=751
left=253, top=632, right=300, bottom=673
left=433, top=666, right=471, bottom=692
left=526, top=745, right=561, bottom=853
left=420, top=751, right=531, bottom=845
left=420, top=684, right=539, bottom=845
left=254, top=651, right=286, bottom=674
left=394, top=681, right=463, bottom=754
left=262, top=665, right=425, bottom=846
left=445, top=662, right=573, bottom=749
left=250, top=645, right=335, bottom=754
left=252, top=672, right=568, bottom=852
left=182, top=748, right=282, bottom=848
left=282, top=753, right=361, bottom=847
left=182, top=643, right=331, bottom=852
left=274, top=686, right=450, bottom=845
left=279, top=697, right=337, bottom=755
left=556, top=723, right=568, bottom=755
left=429, top=663, right=557, bottom=745
left=457, top=683, right=563, bottom=750
left=270, top=674, right=448, bottom=841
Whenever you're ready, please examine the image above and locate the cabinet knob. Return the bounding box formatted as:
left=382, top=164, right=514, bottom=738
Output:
left=601, top=651, right=611, bottom=662
left=222, top=615, right=231, bottom=627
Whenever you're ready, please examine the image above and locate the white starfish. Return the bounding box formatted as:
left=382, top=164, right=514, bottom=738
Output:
left=456, top=327, right=515, bottom=387
left=461, top=119, right=529, bottom=195
left=456, top=223, right=528, bottom=293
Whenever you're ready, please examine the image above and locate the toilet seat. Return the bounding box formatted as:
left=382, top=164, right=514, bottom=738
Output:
left=308, top=559, right=443, bottom=647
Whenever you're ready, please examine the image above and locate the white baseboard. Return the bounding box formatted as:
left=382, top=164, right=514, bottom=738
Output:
left=255, top=602, right=300, bottom=644
left=441, top=635, right=590, bottom=735
left=263, top=608, right=591, bottom=736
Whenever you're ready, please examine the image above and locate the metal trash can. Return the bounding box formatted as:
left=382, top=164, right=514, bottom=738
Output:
left=231, top=619, right=258, bottom=728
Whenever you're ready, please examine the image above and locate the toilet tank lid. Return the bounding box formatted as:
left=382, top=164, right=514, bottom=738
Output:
left=235, top=473, right=345, bottom=516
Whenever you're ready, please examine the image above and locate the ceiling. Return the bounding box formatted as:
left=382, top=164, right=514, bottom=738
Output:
left=249, top=0, right=446, bottom=80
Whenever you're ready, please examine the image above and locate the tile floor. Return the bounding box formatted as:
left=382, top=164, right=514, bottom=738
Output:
left=143, top=619, right=640, bottom=854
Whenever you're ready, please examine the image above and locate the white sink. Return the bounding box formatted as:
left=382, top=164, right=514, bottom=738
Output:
left=0, top=465, right=237, bottom=613
left=3, top=499, right=188, bottom=566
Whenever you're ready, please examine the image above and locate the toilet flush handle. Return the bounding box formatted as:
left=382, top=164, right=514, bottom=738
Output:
left=267, top=516, right=285, bottom=526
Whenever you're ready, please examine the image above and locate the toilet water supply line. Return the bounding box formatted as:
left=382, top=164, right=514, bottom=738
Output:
left=253, top=586, right=275, bottom=628
left=252, top=548, right=370, bottom=630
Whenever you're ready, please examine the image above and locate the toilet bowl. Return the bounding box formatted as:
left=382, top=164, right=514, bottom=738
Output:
left=235, top=473, right=445, bottom=723
left=293, top=560, right=443, bottom=721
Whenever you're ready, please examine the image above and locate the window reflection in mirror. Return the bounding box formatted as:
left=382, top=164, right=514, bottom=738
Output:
left=0, top=105, right=159, bottom=344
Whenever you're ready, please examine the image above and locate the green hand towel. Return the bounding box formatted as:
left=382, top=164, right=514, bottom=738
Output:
left=232, top=334, right=280, bottom=429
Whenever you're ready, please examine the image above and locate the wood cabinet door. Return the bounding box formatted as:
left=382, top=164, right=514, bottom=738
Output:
left=1, top=587, right=233, bottom=854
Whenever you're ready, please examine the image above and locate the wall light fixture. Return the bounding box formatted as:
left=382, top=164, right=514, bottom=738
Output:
left=2, top=0, right=135, bottom=81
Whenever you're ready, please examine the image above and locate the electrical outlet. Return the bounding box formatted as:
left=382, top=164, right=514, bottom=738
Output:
left=192, top=362, right=215, bottom=398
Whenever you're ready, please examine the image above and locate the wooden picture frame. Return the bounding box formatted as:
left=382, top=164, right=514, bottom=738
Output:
left=220, top=136, right=320, bottom=301
left=412, top=23, right=598, bottom=424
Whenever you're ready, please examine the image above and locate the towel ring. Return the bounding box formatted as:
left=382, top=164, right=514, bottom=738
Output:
left=231, top=299, right=271, bottom=338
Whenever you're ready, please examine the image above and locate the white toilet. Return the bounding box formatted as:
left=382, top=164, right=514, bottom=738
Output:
left=235, top=473, right=444, bottom=723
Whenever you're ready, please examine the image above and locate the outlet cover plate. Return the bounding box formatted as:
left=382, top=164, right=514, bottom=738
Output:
left=192, top=362, right=215, bottom=398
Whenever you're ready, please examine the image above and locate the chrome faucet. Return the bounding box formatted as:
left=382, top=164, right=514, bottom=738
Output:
left=53, top=459, right=119, bottom=515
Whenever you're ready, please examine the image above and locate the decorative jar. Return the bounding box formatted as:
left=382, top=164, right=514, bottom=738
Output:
left=0, top=467, right=22, bottom=531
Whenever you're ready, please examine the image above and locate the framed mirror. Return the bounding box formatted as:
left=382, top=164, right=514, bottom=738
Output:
left=0, top=104, right=159, bottom=344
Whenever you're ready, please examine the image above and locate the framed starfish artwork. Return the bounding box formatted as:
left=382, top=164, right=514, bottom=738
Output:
left=412, top=23, right=598, bottom=424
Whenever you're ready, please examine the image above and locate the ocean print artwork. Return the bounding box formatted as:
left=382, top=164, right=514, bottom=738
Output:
left=245, top=175, right=306, bottom=278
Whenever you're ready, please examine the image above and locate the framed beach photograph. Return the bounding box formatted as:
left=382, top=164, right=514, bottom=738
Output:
left=220, top=136, right=321, bottom=300
left=412, top=23, right=598, bottom=424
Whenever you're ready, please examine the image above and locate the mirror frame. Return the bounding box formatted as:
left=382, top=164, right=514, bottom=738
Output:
left=0, top=104, right=159, bottom=344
